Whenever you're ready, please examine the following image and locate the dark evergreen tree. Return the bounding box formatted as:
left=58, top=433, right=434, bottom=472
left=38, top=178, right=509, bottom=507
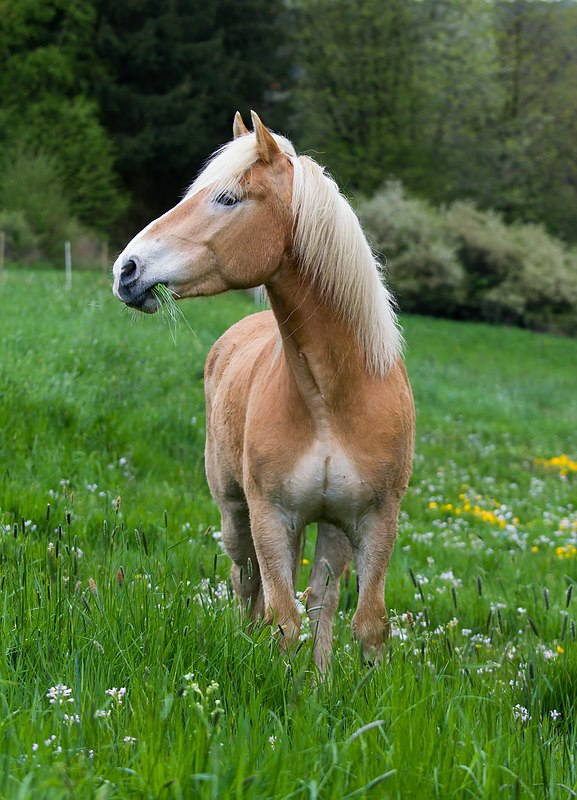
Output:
left=0, top=0, right=127, bottom=234
left=92, top=0, right=292, bottom=233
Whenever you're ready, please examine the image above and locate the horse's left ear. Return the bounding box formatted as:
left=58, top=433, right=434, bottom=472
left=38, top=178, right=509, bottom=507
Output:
left=251, top=110, right=281, bottom=164
left=233, top=111, right=249, bottom=139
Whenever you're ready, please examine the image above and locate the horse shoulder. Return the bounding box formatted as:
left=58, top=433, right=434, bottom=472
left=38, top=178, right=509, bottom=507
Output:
left=204, top=310, right=280, bottom=485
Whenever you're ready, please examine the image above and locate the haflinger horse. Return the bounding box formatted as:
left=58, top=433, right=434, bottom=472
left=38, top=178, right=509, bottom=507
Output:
left=113, top=111, right=415, bottom=671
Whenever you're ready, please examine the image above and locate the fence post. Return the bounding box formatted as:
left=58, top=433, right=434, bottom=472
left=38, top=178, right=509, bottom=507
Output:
left=0, top=231, right=5, bottom=279
left=65, top=240, right=72, bottom=291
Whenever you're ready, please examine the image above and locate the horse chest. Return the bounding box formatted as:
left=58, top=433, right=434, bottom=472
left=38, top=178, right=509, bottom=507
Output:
left=278, top=440, right=374, bottom=530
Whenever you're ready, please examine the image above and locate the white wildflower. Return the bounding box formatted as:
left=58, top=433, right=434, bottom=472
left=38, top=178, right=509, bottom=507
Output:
left=46, top=684, right=74, bottom=706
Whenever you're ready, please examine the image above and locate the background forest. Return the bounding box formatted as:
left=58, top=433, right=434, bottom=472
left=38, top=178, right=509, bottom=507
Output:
left=1, top=0, right=577, bottom=329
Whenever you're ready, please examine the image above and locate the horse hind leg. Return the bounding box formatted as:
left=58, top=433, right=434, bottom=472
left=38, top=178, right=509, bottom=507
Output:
left=306, top=523, right=352, bottom=672
left=220, top=497, right=264, bottom=619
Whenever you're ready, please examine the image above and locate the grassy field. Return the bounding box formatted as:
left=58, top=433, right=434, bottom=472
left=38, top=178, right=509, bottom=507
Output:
left=1, top=270, right=577, bottom=799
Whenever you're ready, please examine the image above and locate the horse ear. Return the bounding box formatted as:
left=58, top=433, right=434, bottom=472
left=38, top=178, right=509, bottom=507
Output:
left=251, top=110, right=281, bottom=164
left=233, top=111, right=249, bottom=139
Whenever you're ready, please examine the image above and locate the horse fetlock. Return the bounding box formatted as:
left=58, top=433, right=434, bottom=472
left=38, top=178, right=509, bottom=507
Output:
left=351, top=608, right=389, bottom=662
left=231, top=563, right=260, bottom=597
left=312, top=632, right=334, bottom=672
left=267, top=607, right=301, bottom=651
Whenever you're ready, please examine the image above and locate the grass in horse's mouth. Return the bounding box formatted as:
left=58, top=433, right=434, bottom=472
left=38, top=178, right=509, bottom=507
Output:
left=151, top=283, right=196, bottom=342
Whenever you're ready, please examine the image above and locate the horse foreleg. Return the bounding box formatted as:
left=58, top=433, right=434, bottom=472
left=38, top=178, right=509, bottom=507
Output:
left=247, top=497, right=302, bottom=652
left=307, top=523, right=352, bottom=672
left=351, top=503, right=400, bottom=663
left=220, top=497, right=264, bottom=619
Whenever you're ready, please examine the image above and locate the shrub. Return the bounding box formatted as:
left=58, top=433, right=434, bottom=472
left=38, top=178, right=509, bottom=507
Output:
left=358, top=180, right=577, bottom=333
left=447, top=202, right=577, bottom=328
left=0, top=149, right=78, bottom=261
left=0, top=209, right=39, bottom=258
left=358, top=181, right=465, bottom=315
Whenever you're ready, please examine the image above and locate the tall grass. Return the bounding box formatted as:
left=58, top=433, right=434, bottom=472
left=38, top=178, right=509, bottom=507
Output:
left=1, top=270, right=576, bottom=798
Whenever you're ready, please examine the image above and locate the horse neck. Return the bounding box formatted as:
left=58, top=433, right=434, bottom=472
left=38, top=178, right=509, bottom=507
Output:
left=266, top=260, right=367, bottom=407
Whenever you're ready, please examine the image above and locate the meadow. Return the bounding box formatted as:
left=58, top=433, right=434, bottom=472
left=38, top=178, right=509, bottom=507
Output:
left=1, top=270, right=576, bottom=799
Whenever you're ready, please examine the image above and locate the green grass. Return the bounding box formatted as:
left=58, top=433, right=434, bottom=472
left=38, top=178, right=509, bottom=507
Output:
left=1, top=270, right=577, bottom=799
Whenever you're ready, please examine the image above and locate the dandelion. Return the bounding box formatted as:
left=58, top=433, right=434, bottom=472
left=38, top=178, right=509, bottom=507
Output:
left=555, top=545, right=577, bottom=559
left=535, top=454, right=577, bottom=477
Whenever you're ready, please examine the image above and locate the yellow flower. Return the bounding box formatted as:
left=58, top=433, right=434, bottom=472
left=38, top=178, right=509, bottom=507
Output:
left=428, top=501, right=438, bottom=510
left=531, top=546, right=539, bottom=554
left=302, top=558, right=310, bottom=565
left=556, top=645, right=565, bottom=654
left=555, top=545, right=577, bottom=559
left=535, top=453, right=577, bottom=475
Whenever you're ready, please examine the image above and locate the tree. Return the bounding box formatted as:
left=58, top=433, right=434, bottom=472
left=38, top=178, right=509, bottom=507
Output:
left=91, top=0, right=293, bottom=232
left=495, top=0, right=577, bottom=239
left=0, top=0, right=127, bottom=235
left=293, top=0, right=421, bottom=193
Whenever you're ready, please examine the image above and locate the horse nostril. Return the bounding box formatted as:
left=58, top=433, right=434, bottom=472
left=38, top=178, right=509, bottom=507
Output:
left=121, top=258, right=139, bottom=286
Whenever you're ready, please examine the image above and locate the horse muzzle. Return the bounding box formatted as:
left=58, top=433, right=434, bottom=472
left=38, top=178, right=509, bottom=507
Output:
left=113, top=257, right=158, bottom=313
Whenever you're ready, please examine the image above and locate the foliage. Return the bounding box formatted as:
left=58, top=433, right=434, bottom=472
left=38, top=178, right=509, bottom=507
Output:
left=0, top=150, right=78, bottom=260
left=358, top=182, right=577, bottom=333
left=1, top=273, right=577, bottom=797
left=448, top=202, right=577, bottom=329
left=294, top=0, right=577, bottom=242
left=294, top=0, right=419, bottom=194
left=0, top=0, right=127, bottom=234
left=3, top=0, right=577, bottom=265
left=358, top=181, right=465, bottom=315
left=0, top=210, right=39, bottom=258
left=91, top=0, right=292, bottom=230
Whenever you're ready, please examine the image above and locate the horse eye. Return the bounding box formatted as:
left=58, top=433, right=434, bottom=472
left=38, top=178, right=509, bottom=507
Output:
left=215, top=192, right=240, bottom=207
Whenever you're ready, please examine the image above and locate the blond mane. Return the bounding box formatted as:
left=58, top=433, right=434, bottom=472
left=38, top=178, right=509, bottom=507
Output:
left=188, top=132, right=403, bottom=377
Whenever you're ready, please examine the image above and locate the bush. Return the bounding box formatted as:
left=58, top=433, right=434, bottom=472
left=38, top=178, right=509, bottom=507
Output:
left=358, top=181, right=465, bottom=315
left=0, top=209, right=39, bottom=258
left=358, top=180, right=577, bottom=333
left=0, top=149, right=78, bottom=261
left=447, top=202, right=577, bottom=328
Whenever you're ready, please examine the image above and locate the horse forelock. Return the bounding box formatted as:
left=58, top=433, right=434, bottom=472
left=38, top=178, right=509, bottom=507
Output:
left=187, top=132, right=402, bottom=376
left=186, top=132, right=297, bottom=200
